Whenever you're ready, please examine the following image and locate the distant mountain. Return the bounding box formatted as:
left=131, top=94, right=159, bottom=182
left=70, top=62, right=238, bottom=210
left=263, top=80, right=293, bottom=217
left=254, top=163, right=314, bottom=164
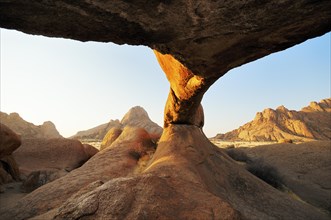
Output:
left=0, top=112, right=63, bottom=139
left=214, top=98, right=331, bottom=142
left=71, top=106, right=162, bottom=140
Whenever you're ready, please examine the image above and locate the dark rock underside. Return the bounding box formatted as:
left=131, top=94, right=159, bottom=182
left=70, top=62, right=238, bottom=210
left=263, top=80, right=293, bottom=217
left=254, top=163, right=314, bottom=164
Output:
left=1, top=1, right=331, bottom=125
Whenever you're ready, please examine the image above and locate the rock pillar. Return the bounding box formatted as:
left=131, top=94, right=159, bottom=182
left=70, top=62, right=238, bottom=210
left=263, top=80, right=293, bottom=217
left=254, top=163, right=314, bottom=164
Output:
left=154, top=50, right=209, bottom=128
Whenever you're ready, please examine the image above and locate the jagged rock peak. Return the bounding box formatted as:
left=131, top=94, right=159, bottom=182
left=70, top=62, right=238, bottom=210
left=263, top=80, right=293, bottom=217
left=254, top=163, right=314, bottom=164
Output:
left=302, top=98, right=331, bottom=112
left=120, top=106, right=150, bottom=124
left=72, top=106, right=163, bottom=140
left=276, top=105, right=288, bottom=112
left=120, top=106, right=162, bottom=135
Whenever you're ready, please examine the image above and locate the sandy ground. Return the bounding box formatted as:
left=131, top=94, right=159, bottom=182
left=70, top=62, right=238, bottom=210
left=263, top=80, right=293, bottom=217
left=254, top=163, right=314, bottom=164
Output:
left=210, top=139, right=276, bottom=148
left=82, top=139, right=277, bottom=150
left=80, top=139, right=101, bottom=150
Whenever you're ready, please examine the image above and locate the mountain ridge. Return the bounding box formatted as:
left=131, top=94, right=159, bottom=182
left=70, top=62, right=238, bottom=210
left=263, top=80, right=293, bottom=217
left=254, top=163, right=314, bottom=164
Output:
left=214, top=98, right=331, bottom=142
left=0, top=112, right=63, bottom=139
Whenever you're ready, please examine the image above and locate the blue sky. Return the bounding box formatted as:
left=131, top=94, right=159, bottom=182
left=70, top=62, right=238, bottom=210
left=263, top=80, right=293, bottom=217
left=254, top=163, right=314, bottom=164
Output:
left=0, top=29, right=330, bottom=137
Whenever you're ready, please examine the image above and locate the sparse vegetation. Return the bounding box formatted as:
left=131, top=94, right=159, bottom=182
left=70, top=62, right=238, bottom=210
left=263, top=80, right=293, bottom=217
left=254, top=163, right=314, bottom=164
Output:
left=225, top=148, right=251, bottom=163
left=246, top=158, right=284, bottom=190
left=225, top=149, right=284, bottom=190
left=278, top=139, right=293, bottom=143
left=128, top=151, right=141, bottom=160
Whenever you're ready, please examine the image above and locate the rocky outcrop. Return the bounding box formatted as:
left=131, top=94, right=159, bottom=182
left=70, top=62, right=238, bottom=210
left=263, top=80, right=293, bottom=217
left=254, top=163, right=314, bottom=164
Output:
left=215, top=98, right=331, bottom=142
left=72, top=119, right=122, bottom=140
left=1, top=125, right=329, bottom=219
left=72, top=106, right=162, bottom=140
left=0, top=112, right=62, bottom=139
left=121, top=106, right=163, bottom=135
left=39, top=121, right=62, bottom=139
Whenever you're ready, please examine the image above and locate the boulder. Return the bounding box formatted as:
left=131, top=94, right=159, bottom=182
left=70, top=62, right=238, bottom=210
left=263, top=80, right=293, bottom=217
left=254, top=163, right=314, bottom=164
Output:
left=82, top=144, right=99, bottom=158
left=0, top=164, right=13, bottom=184
left=0, top=155, right=20, bottom=183
left=13, top=138, right=94, bottom=180
left=100, top=127, right=123, bottom=151
left=0, top=124, right=21, bottom=186
left=0, top=123, right=21, bottom=158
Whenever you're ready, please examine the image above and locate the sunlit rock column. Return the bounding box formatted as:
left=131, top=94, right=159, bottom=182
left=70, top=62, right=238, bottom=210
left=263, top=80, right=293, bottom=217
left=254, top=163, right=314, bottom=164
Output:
left=154, top=50, right=210, bottom=129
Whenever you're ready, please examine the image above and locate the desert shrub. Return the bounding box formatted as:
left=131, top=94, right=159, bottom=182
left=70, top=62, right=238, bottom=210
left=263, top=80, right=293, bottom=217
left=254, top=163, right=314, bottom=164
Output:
left=226, top=148, right=251, bottom=163
left=225, top=144, right=235, bottom=149
left=128, top=150, right=141, bottom=160
left=246, top=159, right=284, bottom=190
left=278, top=139, right=293, bottom=143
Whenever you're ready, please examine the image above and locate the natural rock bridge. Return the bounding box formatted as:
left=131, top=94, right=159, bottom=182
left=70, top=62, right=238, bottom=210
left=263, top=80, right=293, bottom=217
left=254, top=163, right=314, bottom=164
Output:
left=1, top=1, right=330, bottom=219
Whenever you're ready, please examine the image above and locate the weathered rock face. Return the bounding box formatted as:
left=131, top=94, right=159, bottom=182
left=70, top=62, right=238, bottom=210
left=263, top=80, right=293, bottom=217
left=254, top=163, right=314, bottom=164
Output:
left=72, top=106, right=162, bottom=140
left=0, top=112, right=62, bottom=139
left=215, top=98, right=331, bottom=142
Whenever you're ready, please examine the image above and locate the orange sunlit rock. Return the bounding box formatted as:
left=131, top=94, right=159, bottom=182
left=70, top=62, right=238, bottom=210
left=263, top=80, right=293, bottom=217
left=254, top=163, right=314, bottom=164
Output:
left=153, top=50, right=205, bottom=127
left=153, top=50, right=204, bottom=100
